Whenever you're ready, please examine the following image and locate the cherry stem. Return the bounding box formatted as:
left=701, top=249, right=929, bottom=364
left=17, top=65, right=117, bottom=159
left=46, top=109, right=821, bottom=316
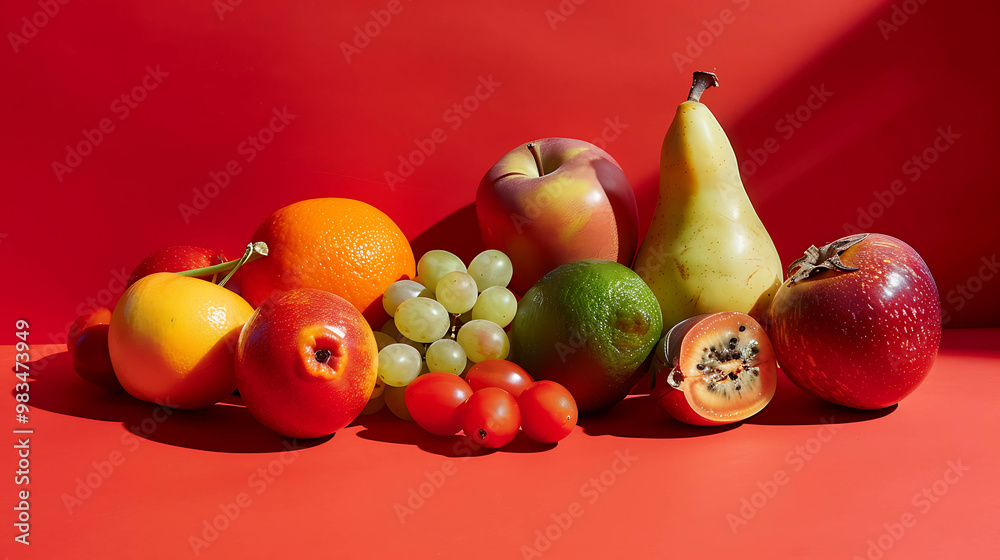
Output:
left=687, top=71, right=720, bottom=103
left=175, top=242, right=269, bottom=288
left=527, top=143, right=544, bottom=176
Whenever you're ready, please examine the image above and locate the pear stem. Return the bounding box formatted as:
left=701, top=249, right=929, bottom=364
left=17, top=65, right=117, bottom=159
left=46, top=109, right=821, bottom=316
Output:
left=175, top=242, right=269, bottom=287
left=687, top=71, right=720, bottom=103
left=527, top=143, right=544, bottom=176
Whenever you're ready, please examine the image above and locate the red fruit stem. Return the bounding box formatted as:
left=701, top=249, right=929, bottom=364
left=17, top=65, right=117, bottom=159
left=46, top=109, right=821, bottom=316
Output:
left=527, top=143, right=544, bottom=176
left=687, top=71, right=719, bottom=103
left=175, top=241, right=269, bottom=287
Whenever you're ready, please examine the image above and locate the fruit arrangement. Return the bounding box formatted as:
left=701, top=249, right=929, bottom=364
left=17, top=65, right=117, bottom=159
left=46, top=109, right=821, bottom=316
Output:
left=65, top=70, right=942, bottom=446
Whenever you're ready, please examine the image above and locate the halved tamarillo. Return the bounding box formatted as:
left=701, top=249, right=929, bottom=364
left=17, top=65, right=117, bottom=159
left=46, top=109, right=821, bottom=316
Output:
left=650, top=312, right=776, bottom=425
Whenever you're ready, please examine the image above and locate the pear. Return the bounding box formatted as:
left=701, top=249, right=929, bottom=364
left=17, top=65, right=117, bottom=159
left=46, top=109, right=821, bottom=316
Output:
left=634, top=72, right=782, bottom=329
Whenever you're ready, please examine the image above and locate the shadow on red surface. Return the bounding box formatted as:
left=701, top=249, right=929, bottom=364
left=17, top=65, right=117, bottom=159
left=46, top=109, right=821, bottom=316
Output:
left=746, top=372, right=896, bottom=426
left=580, top=395, right=737, bottom=438
left=580, top=371, right=894, bottom=438
left=351, top=408, right=556, bottom=457
left=18, top=351, right=330, bottom=453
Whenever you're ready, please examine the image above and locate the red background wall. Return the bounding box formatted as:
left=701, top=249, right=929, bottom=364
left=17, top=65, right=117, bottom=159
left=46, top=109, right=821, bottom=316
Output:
left=3, top=0, right=998, bottom=344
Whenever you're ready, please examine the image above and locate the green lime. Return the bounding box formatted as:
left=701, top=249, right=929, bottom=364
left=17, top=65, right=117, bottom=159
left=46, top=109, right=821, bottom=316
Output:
left=511, top=259, right=662, bottom=412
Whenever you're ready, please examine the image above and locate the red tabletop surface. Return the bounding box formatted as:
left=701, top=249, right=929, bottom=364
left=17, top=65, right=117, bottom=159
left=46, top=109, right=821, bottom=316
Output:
left=4, top=0, right=1000, bottom=558
left=5, top=329, right=999, bottom=559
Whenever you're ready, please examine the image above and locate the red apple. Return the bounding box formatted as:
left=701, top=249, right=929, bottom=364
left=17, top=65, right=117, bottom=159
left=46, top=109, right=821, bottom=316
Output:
left=766, top=233, right=942, bottom=409
left=127, top=246, right=226, bottom=288
left=234, top=288, right=379, bottom=438
left=476, top=138, right=639, bottom=294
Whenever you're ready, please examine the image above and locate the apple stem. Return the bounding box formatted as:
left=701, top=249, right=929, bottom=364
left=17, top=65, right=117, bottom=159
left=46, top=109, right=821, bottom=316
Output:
left=527, top=143, right=544, bottom=176
left=687, top=71, right=720, bottom=103
left=175, top=242, right=269, bottom=287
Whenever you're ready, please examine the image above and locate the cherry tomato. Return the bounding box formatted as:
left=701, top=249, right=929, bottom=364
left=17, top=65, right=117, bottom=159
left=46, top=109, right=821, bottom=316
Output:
left=462, top=387, right=520, bottom=448
left=72, top=325, right=122, bottom=391
left=404, top=373, right=473, bottom=435
left=465, top=359, right=534, bottom=398
left=518, top=381, right=577, bottom=443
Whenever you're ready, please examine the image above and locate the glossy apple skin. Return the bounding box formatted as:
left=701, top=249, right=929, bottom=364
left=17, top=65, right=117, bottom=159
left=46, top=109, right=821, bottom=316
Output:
left=766, top=234, right=942, bottom=409
left=476, top=138, right=639, bottom=294
left=127, top=246, right=225, bottom=288
left=235, top=288, right=379, bottom=438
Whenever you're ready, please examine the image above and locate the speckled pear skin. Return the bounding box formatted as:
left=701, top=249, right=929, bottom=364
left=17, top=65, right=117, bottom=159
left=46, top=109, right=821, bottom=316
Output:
left=634, top=76, right=782, bottom=329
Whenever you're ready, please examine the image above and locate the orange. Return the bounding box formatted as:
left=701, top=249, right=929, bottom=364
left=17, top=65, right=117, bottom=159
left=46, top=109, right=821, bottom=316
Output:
left=108, top=273, right=255, bottom=409
left=239, top=198, right=416, bottom=320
